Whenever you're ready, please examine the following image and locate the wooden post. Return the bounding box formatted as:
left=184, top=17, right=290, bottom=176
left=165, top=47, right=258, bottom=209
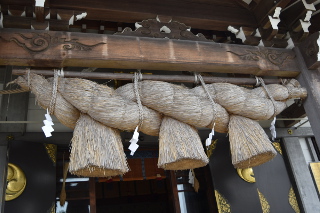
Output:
left=294, top=44, right=320, bottom=148
left=282, top=137, right=320, bottom=213
left=0, top=140, right=8, bottom=213
left=89, top=177, right=96, bottom=213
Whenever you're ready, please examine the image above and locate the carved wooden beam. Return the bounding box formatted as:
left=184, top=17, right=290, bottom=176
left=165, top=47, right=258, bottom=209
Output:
left=298, top=31, right=320, bottom=69
left=0, top=28, right=301, bottom=77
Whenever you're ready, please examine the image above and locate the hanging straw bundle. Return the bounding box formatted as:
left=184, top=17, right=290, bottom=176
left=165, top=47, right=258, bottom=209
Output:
left=158, top=116, right=209, bottom=170
left=14, top=74, right=80, bottom=129
left=228, top=115, right=277, bottom=168
left=57, top=78, right=162, bottom=136
left=69, top=114, right=129, bottom=177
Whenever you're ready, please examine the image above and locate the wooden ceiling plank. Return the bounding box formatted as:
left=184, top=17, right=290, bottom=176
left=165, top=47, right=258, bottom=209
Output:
left=0, top=29, right=300, bottom=77
left=49, top=0, right=257, bottom=31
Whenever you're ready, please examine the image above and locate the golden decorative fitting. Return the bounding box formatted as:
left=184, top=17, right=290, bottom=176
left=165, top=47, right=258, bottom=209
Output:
left=287, top=129, right=293, bottom=135
left=207, top=139, right=218, bottom=158
left=310, top=162, right=320, bottom=194
left=272, top=142, right=283, bottom=155
left=257, top=189, right=270, bottom=213
left=48, top=202, right=56, bottom=213
left=6, top=134, right=14, bottom=141
left=6, top=163, right=27, bottom=201
left=289, top=187, right=300, bottom=213
left=237, top=168, right=256, bottom=183
left=214, top=190, right=231, bottom=213
left=44, top=144, right=57, bottom=165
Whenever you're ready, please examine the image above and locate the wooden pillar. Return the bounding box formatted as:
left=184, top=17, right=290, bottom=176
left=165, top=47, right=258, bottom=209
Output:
left=282, top=137, right=320, bottom=213
left=295, top=32, right=320, bottom=147
left=0, top=140, right=8, bottom=213
left=89, top=177, right=96, bottom=213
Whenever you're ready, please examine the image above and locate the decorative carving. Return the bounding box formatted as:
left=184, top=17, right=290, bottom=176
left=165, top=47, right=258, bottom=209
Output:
left=207, top=139, right=218, bottom=158
left=289, top=187, right=300, bottom=213
left=0, top=33, right=105, bottom=53
left=6, top=163, right=27, bottom=201
left=227, top=49, right=294, bottom=67
left=257, top=189, right=270, bottom=213
left=237, top=168, right=256, bottom=183
left=214, top=190, right=231, bottom=213
left=44, top=144, right=57, bottom=165
left=272, top=142, right=283, bottom=155
left=115, top=17, right=210, bottom=42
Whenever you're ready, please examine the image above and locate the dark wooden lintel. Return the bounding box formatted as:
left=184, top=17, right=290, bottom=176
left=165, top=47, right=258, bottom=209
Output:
left=280, top=102, right=307, bottom=127
left=0, top=29, right=300, bottom=77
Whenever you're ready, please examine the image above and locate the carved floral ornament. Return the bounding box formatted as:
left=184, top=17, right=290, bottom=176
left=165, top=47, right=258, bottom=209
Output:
left=115, top=16, right=210, bottom=41
left=0, top=32, right=105, bottom=53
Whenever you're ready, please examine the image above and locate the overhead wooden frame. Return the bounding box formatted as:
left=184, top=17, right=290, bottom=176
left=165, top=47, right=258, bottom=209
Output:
left=0, top=29, right=301, bottom=77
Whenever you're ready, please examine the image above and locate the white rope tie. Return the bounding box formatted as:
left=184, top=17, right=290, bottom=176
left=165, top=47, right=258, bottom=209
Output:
left=49, top=69, right=60, bottom=115
left=257, top=77, right=277, bottom=140
left=197, top=73, right=217, bottom=147
left=27, top=68, right=31, bottom=88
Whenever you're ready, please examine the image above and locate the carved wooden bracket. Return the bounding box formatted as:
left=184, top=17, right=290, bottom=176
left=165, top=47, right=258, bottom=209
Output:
left=227, top=49, right=294, bottom=67
left=115, top=16, right=210, bottom=42
left=299, top=31, right=320, bottom=69
left=0, top=32, right=105, bottom=53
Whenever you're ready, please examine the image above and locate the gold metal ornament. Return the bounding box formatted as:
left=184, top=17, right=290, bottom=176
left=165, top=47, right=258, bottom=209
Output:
left=237, top=168, right=256, bottom=183
left=215, top=190, right=231, bottom=213
left=207, top=139, right=218, bottom=158
left=289, top=187, right=300, bottom=213
left=5, top=163, right=27, bottom=201
left=272, top=142, right=283, bottom=155
left=44, top=144, right=57, bottom=165
left=257, top=189, right=270, bottom=213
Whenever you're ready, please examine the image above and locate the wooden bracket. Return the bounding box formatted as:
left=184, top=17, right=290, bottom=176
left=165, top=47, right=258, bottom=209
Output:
left=298, top=31, right=320, bottom=69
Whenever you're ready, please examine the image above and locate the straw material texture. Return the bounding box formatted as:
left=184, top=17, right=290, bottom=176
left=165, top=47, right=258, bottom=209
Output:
left=228, top=115, right=277, bottom=168
left=69, top=114, right=129, bottom=177
left=57, top=78, right=162, bottom=136
left=15, top=74, right=79, bottom=129
left=116, top=81, right=229, bottom=133
left=158, top=116, right=209, bottom=170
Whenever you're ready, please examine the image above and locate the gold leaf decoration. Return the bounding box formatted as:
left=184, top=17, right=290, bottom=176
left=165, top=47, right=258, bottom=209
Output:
left=257, top=189, right=270, bottom=213
left=289, top=187, right=300, bottom=213
left=44, top=144, right=57, bottom=165
left=6, top=163, right=27, bottom=201
left=207, top=139, right=218, bottom=158
left=272, top=142, right=282, bottom=155
left=215, top=190, right=231, bottom=213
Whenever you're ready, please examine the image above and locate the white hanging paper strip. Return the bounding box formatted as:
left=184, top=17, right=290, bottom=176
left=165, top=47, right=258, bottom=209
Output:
left=205, top=125, right=215, bottom=147
left=188, top=169, right=194, bottom=186
left=129, top=126, right=140, bottom=155
left=42, top=108, right=54, bottom=138
left=270, top=117, right=276, bottom=141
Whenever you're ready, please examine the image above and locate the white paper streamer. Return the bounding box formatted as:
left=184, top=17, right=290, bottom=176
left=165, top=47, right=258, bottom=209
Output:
left=270, top=117, right=276, bottom=141
left=205, top=124, right=215, bottom=147
left=128, top=126, right=140, bottom=155
left=188, top=169, right=194, bottom=186
left=42, top=108, right=54, bottom=137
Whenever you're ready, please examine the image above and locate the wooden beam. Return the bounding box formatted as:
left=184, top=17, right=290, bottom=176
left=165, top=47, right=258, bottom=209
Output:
left=49, top=0, right=257, bottom=31
left=12, top=69, right=283, bottom=85
left=0, top=29, right=300, bottom=77
left=282, top=137, right=320, bottom=213
left=0, top=140, right=8, bottom=213
left=169, top=171, right=181, bottom=213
